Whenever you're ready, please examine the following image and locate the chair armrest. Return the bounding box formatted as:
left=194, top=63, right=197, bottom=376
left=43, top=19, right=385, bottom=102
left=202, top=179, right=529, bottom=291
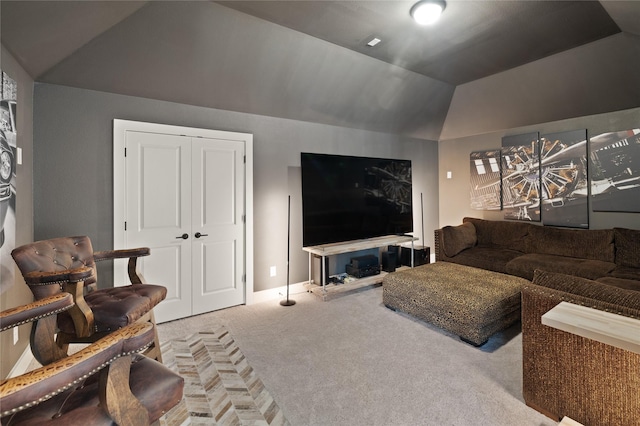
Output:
left=0, top=322, right=155, bottom=418
left=21, top=267, right=95, bottom=337
left=20, top=266, right=95, bottom=338
left=0, top=294, right=74, bottom=332
left=93, top=247, right=150, bottom=261
left=22, top=266, right=93, bottom=286
left=94, top=248, right=151, bottom=285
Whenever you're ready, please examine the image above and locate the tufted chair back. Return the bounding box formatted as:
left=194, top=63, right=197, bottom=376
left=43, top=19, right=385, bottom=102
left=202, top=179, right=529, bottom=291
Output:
left=11, top=235, right=167, bottom=363
left=11, top=236, right=99, bottom=300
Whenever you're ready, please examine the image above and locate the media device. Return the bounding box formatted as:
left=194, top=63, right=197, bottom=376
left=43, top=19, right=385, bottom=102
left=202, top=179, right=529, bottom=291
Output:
left=301, top=153, right=413, bottom=247
left=345, top=255, right=380, bottom=278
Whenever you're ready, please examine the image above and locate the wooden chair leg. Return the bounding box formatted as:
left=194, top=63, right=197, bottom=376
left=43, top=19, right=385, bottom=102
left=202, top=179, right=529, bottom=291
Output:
left=99, top=356, right=150, bottom=426
left=55, top=331, right=72, bottom=356
left=30, top=315, right=69, bottom=365
left=137, top=309, right=163, bottom=363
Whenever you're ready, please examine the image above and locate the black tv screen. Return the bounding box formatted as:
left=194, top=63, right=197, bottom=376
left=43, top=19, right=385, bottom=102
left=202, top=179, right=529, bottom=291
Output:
left=301, top=152, right=413, bottom=247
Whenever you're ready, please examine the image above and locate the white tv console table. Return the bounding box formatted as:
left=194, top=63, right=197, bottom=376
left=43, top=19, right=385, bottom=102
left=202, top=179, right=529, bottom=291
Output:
left=303, top=235, right=417, bottom=300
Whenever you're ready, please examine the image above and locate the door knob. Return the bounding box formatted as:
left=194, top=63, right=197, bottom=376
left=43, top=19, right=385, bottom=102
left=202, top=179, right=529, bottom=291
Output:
left=194, top=232, right=209, bottom=238
left=176, top=233, right=189, bottom=239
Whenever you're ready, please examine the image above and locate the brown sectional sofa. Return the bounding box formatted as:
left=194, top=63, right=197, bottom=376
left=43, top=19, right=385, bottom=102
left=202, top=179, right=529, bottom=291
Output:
left=435, top=217, right=640, bottom=422
left=435, top=217, right=640, bottom=292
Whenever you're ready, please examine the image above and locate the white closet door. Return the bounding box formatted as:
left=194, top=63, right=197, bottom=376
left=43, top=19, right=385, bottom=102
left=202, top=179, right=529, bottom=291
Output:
left=116, top=120, right=252, bottom=323
left=124, top=131, right=193, bottom=322
left=191, top=138, right=245, bottom=314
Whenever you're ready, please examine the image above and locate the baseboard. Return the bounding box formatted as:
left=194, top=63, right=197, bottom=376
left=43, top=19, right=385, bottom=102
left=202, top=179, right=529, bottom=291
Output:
left=249, top=281, right=307, bottom=305
left=8, top=345, right=35, bottom=378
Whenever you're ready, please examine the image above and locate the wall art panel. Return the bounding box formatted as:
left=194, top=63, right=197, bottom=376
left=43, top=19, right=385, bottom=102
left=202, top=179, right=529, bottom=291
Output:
left=539, top=129, right=589, bottom=228
left=590, top=129, right=640, bottom=212
left=470, top=149, right=502, bottom=210
left=501, top=132, right=540, bottom=221
left=1, top=71, right=17, bottom=293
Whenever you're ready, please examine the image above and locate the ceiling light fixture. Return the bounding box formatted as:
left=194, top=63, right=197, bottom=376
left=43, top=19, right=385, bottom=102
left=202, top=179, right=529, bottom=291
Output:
left=410, top=0, right=446, bottom=25
left=367, top=37, right=382, bottom=47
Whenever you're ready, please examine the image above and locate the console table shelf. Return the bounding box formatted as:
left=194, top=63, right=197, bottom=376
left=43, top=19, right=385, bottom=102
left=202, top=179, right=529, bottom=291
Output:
left=303, top=235, right=417, bottom=301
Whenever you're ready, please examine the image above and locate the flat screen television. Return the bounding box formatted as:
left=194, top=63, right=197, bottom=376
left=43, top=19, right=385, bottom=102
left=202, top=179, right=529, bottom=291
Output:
left=301, top=152, right=413, bottom=247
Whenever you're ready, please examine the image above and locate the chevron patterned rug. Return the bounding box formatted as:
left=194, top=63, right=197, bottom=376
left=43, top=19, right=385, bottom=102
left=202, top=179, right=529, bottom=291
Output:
left=155, top=326, right=289, bottom=426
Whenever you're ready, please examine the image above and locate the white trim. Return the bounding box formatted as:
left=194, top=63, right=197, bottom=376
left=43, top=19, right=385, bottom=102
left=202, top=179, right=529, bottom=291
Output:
left=7, top=346, right=35, bottom=378
left=113, top=119, right=254, bottom=305
left=244, top=134, right=254, bottom=305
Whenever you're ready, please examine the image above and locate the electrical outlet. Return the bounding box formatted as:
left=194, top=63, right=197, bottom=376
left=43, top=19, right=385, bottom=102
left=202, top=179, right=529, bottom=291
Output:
left=270, top=266, right=277, bottom=277
left=13, top=327, right=19, bottom=345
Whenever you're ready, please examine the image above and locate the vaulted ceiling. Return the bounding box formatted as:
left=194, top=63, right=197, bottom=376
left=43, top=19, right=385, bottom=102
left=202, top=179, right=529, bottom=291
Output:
left=2, top=1, right=640, bottom=140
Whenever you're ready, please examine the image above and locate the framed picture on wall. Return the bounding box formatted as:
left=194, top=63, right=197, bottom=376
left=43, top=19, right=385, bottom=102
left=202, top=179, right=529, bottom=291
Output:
left=1, top=70, right=17, bottom=292
left=590, top=129, right=640, bottom=212
left=539, top=129, right=588, bottom=228
left=501, top=132, right=540, bottom=221
left=469, top=149, right=502, bottom=210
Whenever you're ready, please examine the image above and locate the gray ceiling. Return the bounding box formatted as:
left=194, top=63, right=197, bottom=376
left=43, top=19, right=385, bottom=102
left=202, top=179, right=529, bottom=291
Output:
left=219, top=1, right=622, bottom=85
left=2, top=1, right=640, bottom=140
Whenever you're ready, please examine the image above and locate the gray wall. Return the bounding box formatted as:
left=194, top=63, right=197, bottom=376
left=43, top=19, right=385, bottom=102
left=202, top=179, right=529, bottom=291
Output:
left=33, top=83, right=439, bottom=293
left=438, top=106, right=640, bottom=230
left=1, top=46, right=35, bottom=378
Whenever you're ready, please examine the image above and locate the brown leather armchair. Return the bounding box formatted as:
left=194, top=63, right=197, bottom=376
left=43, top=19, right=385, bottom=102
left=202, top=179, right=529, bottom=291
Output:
left=0, top=294, right=184, bottom=425
left=11, top=236, right=167, bottom=364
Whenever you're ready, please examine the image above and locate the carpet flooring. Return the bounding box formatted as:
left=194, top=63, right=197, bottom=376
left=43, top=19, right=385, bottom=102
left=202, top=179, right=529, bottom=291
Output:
left=158, top=286, right=557, bottom=426
left=156, top=326, right=289, bottom=426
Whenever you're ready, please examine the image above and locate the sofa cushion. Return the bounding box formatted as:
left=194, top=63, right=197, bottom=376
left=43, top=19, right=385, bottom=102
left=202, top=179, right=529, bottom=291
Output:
left=525, top=226, right=614, bottom=263
left=614, top=227, right=640, bottom=268
left=532, top=270, right=640, bottom=309
left=609, top=265, right=640, bottom=281
left=444, top=247, right=524, bottom=274
left=505, top=253, right=616, bottom=281
left=596, top=276, right=640, bottom=292
left=441, top=222, right=477, bottom=257
left=463, top=217, right=530, bottom=252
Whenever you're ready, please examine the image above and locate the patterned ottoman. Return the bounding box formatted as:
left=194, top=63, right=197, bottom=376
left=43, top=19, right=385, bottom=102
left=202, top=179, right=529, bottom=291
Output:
left=382, top=262, right=529, bottom=345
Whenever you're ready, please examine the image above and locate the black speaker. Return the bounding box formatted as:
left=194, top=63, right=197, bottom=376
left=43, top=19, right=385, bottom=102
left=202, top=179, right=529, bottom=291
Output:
left=399, top=246, right=430, bottom=266
left=388, top=245, right=401, bottom=257
left=381, top=251, right=397, bottom=273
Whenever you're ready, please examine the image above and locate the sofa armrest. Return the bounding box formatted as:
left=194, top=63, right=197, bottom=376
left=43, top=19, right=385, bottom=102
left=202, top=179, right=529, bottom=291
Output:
left=522, top=272, right=640, bottom=424
left=530, top=270, right=640, bottom=314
